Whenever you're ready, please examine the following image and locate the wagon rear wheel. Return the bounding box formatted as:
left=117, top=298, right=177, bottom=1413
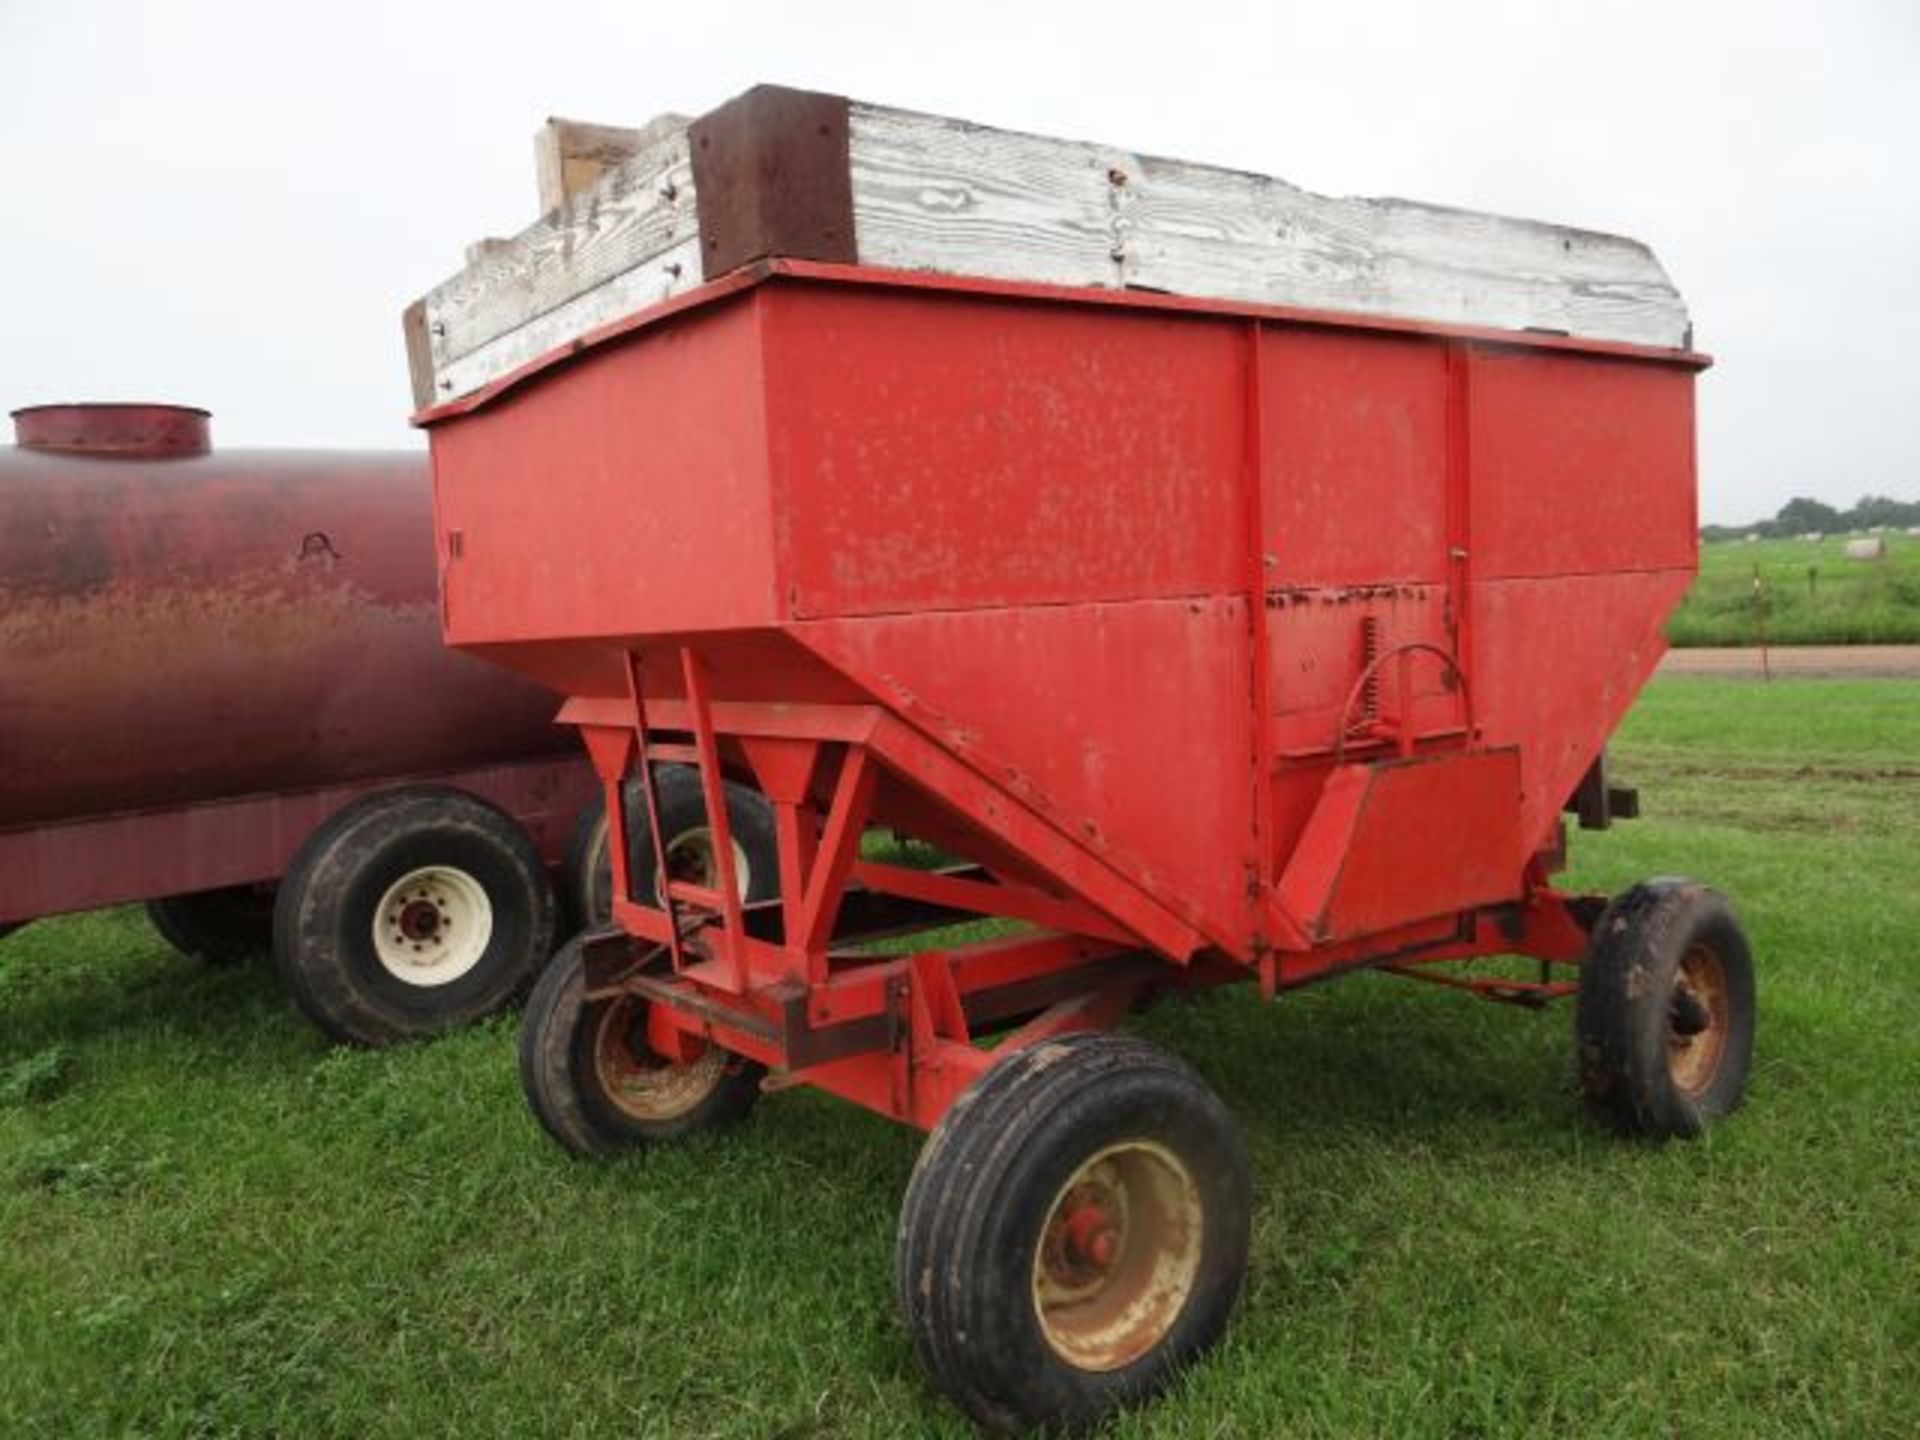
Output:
left=518, top=932, right=763, bottom=1156
left=1576, top=878, right=1756, bottom=1138
left=896, top=1032, right=1250, bottom=1434
left=562, top=768, right=778, bottom=929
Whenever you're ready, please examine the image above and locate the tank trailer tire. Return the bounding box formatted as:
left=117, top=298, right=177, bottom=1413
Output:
left=896, top=1031, right=1252, bottom=1434
left=1576, top=878, right=1756, bottom=1139
left=273, top=786, right=557, bottom=1046
left=562, top=767, right=779, bottom=929
left=518, top=931, right=764, bottom=1156
left=146, top=885, right=277, bottom=965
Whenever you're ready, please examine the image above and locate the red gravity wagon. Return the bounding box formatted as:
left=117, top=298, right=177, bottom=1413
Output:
left=406, top=88, right=1755, bottom=1432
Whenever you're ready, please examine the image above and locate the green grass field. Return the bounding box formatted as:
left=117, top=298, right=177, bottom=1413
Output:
left=3, top=679, right=1916, bottom=1437
left=1668, top=533, right=1920, bottom=646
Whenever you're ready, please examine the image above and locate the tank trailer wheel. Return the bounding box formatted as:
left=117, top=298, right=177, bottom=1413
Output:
left=563, top=767, right=779, bottom=929
left=518, top=932, right=763, bottom=1155
left=1576, top=878, right=1756, bottom=1139
left=146, top=885, right=276, bottom=964
left=273, top=787, right=557, bottom=1046
left=896, top=1032, right=1251, bottom=1434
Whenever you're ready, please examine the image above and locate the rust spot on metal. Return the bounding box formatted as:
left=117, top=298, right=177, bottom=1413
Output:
left=298, top=531, right=342, bottom=563
left=688, top=86, right=855, bottom=276
left=12, top=403, right=210, bottom=458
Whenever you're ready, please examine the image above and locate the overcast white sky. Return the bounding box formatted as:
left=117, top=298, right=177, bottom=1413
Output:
left=3, top=0, right=1915, bottom=524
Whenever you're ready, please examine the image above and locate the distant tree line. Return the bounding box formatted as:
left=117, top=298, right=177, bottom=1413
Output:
left=1701, top=494, right=1920, bottom=542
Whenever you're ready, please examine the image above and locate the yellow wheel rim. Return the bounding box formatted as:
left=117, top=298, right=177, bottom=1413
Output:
left=1031, top=1140, right=1203, bottom=1372
left=1668, top=941, right=1731, bottom=1096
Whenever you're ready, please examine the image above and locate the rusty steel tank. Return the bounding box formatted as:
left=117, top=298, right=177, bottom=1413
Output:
left=1, top=403, right=595, bottom=1044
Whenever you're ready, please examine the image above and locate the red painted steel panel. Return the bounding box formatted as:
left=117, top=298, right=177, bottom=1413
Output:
left=421, top=264, right=1702, bottom=973
left=1260, top=329, right=1449, bottom=588
left=1277, top=748, right=1523, bottom=942
left=1469, top=569, right=1690, bottom=856
left=1266, top=587, right=1455, bottom=742
left=762, top=285, right=1247, bottom=616
left=1467, top=347, right=1697, bottom=579
left=798, top=596, right=1258, bottom=951
left=430, top=296, right=779, bottom=649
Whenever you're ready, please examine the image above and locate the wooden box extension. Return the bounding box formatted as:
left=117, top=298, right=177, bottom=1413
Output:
left=405, top=85, right=1688, bottom=410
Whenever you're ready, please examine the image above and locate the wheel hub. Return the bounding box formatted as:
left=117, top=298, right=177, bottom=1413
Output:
left=370, top=866, right=494, bottom=987
left=658, top=827, right=754, bottom=897
left=1032, top=1141, right=1203, bottom=1373
left=1667, top=942, right=1730, bottom=1095
left=397, top=899, right=443, bottom=942
left=592, top=997, right=728, bottom=1122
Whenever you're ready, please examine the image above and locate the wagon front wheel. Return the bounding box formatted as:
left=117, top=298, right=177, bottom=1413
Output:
left=519, top=932, right=763, bottom=1156
left=1576, top=878, right=1756, bottom=1138
left=896, top=1032, right=1251, bottom=1434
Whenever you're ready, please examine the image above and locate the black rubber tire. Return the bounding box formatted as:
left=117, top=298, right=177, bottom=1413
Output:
left=560, top=798, right=613, bottom=933
left=562, top=767, right=779, bottom=929
left=272, top=787, right=557, bottom=1046
left=518, top=931, right=764, bottom=1156
left=145, top=885, right=276, bottom=965
left=1576, top=877, right=1756, bottom=1139
left=896, top=1032, right=1252, bottom=1434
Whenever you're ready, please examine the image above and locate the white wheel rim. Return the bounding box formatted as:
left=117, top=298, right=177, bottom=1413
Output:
left=663, top=827, right=753, bottom=898
left=371, top=866, right=493, bottom=986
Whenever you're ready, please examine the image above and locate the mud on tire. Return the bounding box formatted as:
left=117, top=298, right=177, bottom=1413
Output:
left=1576, top=877, right=1756, bottom=1139
left=896, top=1031, right=1251, bottom=1434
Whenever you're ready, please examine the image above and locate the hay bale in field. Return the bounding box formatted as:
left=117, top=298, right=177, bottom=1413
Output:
left=1842, top=536, right=1887, bottom=561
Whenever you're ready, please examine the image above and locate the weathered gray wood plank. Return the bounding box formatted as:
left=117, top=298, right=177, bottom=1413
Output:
left=428, top=234, right=701, bottom=403
left=848, top=105, right=1687, bottom=347
left=408, top=89, right=1690, bottom=408
left=533, top=113, right=688, bottom=212
left=421, top=123, right=698, bottom=374
left=846, top=104, right=1125, bottom=291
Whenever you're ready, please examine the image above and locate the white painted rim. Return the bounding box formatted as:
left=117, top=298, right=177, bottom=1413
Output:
left=663, top=827, right=754, bottom=899
left=371, top=865, right=493, bottom=987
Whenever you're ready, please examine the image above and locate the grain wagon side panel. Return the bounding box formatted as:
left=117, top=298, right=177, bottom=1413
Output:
left=1258, top=327, right=1451, bottom=589
left=761, top=285, right=1248, bottom=617
left=1464, top=347, right=1697, bottom=855
left=431, top=295, right=780, bottom=657
left=1466, top=348, right=1697, bottom=579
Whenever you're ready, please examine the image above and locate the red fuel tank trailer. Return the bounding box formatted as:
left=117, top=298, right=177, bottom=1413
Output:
left=409, top=88, right=1755, bottom=1433
left=0, top=403, right=597, bottom=1044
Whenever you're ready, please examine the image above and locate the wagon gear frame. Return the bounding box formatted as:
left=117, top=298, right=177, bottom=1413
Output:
left=552, top=637, right=1612, bottom=1134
